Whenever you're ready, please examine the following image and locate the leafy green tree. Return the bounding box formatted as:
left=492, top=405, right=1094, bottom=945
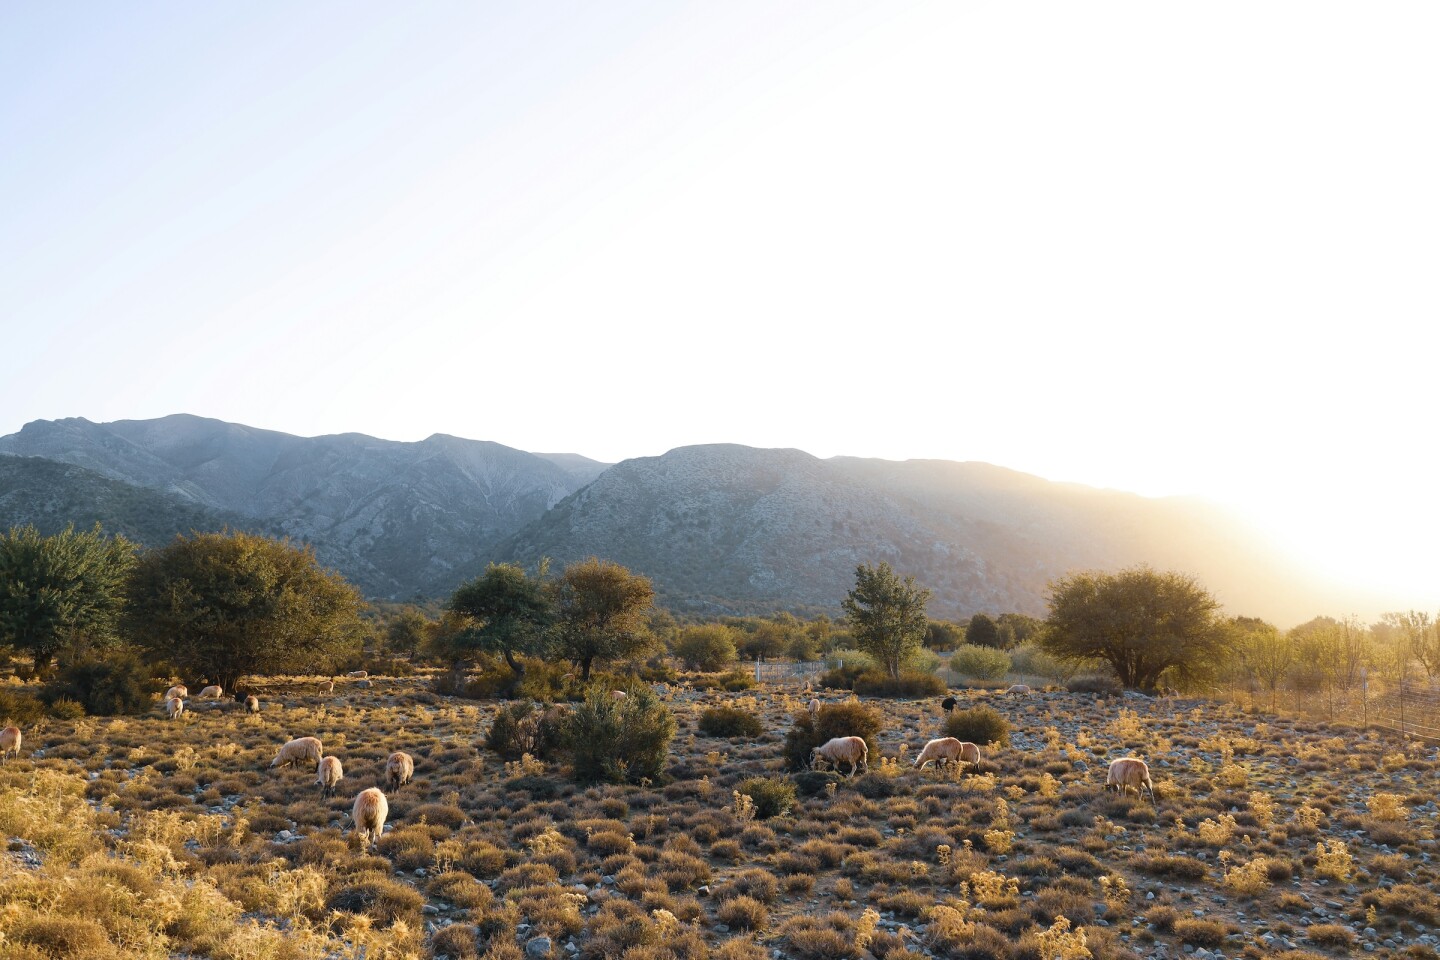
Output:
left=923, top=620, right=965, bottom=651
left=842, top=562, right=931, bottom=680
left=552, top=558, right=656, bottom=681
left=447, top=562, right=553, bottom=676
left=1040, top=566, right=1227, bottom=691
left=124, top=531, right=364, bottom=693
left=996, top=612, right=1042, bottom=647
left=0, top=524, right=135, bottom=669
left=965, top=613, right=1002, bottom=649
left=383, top=605, right=432, bottom=660
left=673, top=623, right=738, bottom=672
left=1233, top=616, right=1289, bottom=711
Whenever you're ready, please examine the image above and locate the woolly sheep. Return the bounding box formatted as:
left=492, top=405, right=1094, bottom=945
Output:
left=352, top=787, right=389, bottom=849
left=317, top=756, right=344, bottom=798
left=610, top=690, right=627, bottom=700
left=940, top=695, right=958, bottom=713
left=0, top=725, right=20, bottom=763
left=1006, top=684, right=1031, bottom=696
left=809, top=736, right=868, bottom=776
left=321, top=680, right=335, bottom=694
left=913, top=737, right=981, bottom=770
left=165, top=697, right=184, bottom=721
left=346, top=671, right=368, bottom=679
left=245, top=695, right=260, bottom=715
left=270, top=736, right=324, bottom=769
left=807, top=699, right=821, bottom=715
left=386, top=751, right=415, bottom=791
left=198, top=684, right=223, bottom=699
left=164, top=684, right=188, bottom=701
left=1106, top=757, right=1155, bottom=802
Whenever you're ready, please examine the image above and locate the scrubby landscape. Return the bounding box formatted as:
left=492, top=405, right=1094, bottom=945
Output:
left=4, top=676, right=1437, bottom=960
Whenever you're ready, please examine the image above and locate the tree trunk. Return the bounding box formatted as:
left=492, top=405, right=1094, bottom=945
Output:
left=503, top=648, right=525, bottom=677
left=580, top=656, right=594, bottom=681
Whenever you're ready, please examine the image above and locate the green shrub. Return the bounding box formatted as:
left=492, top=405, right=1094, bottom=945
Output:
left=782, top=701, right=883, bottom=772
left=564, top=686, right=675, bottom=785
left=737, top=777, right=796, bottom=819
left=792, top=770, right=844, bottom=797
left=949, top=644, right=1012, bottom=680
left=673, top=625, right=738, bottom=672
left=0, top=689, right=48, bottom=726
left=46, top=697, right=86, bottom=720
left=852, top=671, right=946, bottom=698
left=906, top=648, right=943, bottom=675
left=1008, top=643, right=1076, bottom=681
left=943, top=705, right=1010, bottom=746
left=693, top=669, right=756, bottom=691
left=698, top=706, right=763, bottom=738
left=817, top=664, right=866, bottom=690
left=1068, top=675, right=1122, bottom=696
left=486, top=702, right=569, bottom=760
left=48, top=652, right=156, bottom=716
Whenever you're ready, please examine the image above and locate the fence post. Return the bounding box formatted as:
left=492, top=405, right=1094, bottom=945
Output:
left=755, top=658, right=761, bottom=683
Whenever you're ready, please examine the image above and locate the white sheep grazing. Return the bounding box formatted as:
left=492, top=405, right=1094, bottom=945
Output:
left=317, top=756, right=345, bottom=797
left=164, top=684, right=188, bottom=701
left=1106, top=757, right=1155, bottom=802
left=610, top=690, right=627, bottom=700
left=810, top=736, right=868, bottom=776
left=165, top=697, right=185, bottom=721
left=913, top=737, right=982, bottom=770
left=807, top=699, right=821, bottom=716
left=321, top=680, right=335, bottom=694
left=245, top=695, right=260, bottom=715
left=1006, top=684, right=1031, bottom=696
left=346, top=670, right=368, bottom=680
left=198, top=684, right=223, bottom=699
left=386, top=751, right=415, bottom=791
left=270, top=736, right=324, bottom=770
left=352, top=787, right=389, bottom=849
left=0, top=725, right=21, bottom=763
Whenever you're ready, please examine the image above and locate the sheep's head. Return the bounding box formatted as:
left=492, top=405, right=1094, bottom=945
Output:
left=809, top=748, right=827, bottom=771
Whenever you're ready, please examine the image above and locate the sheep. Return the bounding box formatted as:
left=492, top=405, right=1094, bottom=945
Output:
left=317, top=756, right=345, bottom=798
left=165, top=697, right=185, bottom=721
left=809, top=736, right=868, bottom=776
left=321, top=679, right=335, bottom=694
left=913, top=737, right=981, bottom=770
left=352, top=787, right=389, bottom=849
left=807, top=698, right=821, bottom=716
left=164, top=684, right=188, bottom=701
left=386, top=751, right=415, bottom=791
left=1006, top=684, right=1031, bottom=696
left=0, top=726, right=21, bottom=763
left=198, top=684, right=223, bottom=699
left=245, top=695, right=260, bottom=715
left=1105, top=757, right=1155, bottom=802
left=346, top=671, right=368, bottom=679
left=270, top=736, right=324, bottom=770
left=940, top=695, right=958, bottom=713
left=610, top=690, right=627, bottom=700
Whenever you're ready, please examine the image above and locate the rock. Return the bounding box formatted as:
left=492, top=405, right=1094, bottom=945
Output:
left=423, top=905, right=439, bottom=915
left=526, top=936, right=553, bottom=958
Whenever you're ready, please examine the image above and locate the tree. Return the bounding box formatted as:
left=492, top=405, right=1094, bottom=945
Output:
left=1233, top=616, right=1289, bottom=712
left=965, top=613, right=1002, bottom=649
left=1040, top=566, right=1227, bottom=691
left=841, top=562, right=931, bottom=680
left=552, top=558, right=656, bottom=681
left=0, top=524, right=135, bottom=669
left=447, top=563, right=553, bottom=676
left=124, top=531, right=364, bottom=693
left=673, top=624, right=738, bottom=672
left=923, top=620, right=966, bottom=651
left=382, top=605, right=432, bottom=660
left=996, top=612, right=1042, bottom=647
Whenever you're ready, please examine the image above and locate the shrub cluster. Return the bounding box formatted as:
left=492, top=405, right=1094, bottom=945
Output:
left=783, top=701, right=883, bottom=772
left=949, top=644, right=1012, bottom=680
left=564, top=686, right=675, bottom=784
left=852, top=671, right=946, bottom=698
left=943, top=705, right=1010, bottom=746
left=690, top=670, right=756, bottom=692
left=1068, top=674, right=1122, bottom=697
left=698, top=706, right=763, bottom=739
left=48, top=653, right=156, bottom=716
left=485, top=701, right=569, bottom=760
left=737, top=777, right=796, bottom=819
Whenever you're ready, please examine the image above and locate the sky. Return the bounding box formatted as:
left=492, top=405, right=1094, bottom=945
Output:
left=2, top=2, right=1438, bottom=605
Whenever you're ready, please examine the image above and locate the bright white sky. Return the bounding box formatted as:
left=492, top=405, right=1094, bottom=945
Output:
left=2, top=2, right=1437, bottom=605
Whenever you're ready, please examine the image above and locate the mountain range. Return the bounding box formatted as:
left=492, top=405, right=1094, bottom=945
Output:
left=0, top=414, right=1361, bottom=623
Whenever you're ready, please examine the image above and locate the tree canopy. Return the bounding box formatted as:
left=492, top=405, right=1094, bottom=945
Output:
left=446, top=562, right=553, bottom=675
left=842, top=562, right=931, bottom=680
left=964, top=613, right=1002, bottom=649
left=1040, top=566, right=1227, bottom=690
left=124, top=530, right=364, bottom=693
left=552, top=557, right=655, bottom=680
left=0, top=524, right=135, bottom=668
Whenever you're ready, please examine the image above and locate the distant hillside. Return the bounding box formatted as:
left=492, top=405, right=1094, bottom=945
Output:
left=0, top=415, right=595, bottom=597
left=491, top=444, right=1351, bottom=623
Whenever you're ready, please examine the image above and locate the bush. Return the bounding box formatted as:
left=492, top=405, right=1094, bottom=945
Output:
left=564, top=686, right=675, bottom=785
left=943, top=706, right=1010, bottom=746
left=699, top=707, right=763, bottom=739
left=673, top=625, right=738, bottom=672
left=486, top=702, right=569, bottom=760
left=792, top=771, right=844, bottom=797
left=818, top=664, right=866, bottom=690
left=0, top=689, right=48, bottom=726
left=949, top=644, right=1012, bottom=680
left=737, top=777, right=796, bottom=819
left=906, top=648, right=943, bottom=675
left=852, top=671, right=946, bottom=698
left=783, top=701, right=883, bottom=772
left=1068, top=675, right=1122, bottom=697
left=48, top=652, right=156, bottom=716
left=693, top=669, right=756, bottom=692
left=1008, top=643, right=1076, bottom=681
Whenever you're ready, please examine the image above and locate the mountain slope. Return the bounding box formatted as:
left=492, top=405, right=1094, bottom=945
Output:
left=492, top=444, right=1351, bottom=623
left=0, top=415, right=594, bottom=597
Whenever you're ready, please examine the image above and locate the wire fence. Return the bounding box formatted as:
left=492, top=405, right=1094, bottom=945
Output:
left=1235, top=676, right=1440, bottom=742
left=753, top=660, right=827, bottom=683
